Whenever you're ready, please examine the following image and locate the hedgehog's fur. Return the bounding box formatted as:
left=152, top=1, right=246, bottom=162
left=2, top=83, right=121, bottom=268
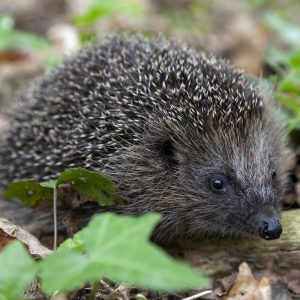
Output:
left=0, top=36, right=293, bottom=242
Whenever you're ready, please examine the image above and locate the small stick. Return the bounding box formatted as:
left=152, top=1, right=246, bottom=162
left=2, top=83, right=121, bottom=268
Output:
left=181, top=290, right=212, bottom=300
left=53, top=186, right=58, bottom=250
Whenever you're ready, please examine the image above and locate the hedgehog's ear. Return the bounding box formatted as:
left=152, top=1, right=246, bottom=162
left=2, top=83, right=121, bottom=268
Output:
left=159, top=138, right=179, bottom=166
left=161, top=139, right=174, bottom=156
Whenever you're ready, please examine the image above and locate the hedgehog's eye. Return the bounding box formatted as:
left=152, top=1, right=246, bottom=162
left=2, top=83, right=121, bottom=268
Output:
left=210, top=175, right=228, bottom=194
left=272, top=171, right=277, bottom=180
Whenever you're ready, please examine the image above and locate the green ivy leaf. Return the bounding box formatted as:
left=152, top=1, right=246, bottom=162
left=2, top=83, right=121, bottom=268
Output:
left=57, top=168, right=116, bottom=205
left=40, top=180, right=57, bottom=189
left=59, top=232, right=85, bottom=253
left=3, top=179, right=53, bottom=206
left=39, top=250, right=93, bottom=293
left=3, top=168, right=117, bottom=206
left=0, top=242, right=38, bottom=300
left=40, top=213, right=206, bottom=294
left=83, top=213, right=206, bottom=291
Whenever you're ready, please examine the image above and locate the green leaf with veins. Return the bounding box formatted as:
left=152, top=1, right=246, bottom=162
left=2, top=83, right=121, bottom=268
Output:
left=0, top=242, right=38, bottom=300
left=40, top=213, right=206, bottom=294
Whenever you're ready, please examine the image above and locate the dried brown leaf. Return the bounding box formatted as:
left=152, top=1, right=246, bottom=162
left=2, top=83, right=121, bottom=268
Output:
left=223, top=262, right=271, bottom=300
left=0, top=217, right=52, bottom=257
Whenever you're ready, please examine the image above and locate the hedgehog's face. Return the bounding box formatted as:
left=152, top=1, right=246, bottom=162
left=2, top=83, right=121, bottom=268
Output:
left=116, top=102, right=292, bottom=243
left=151, top=116, right=293, bottom=242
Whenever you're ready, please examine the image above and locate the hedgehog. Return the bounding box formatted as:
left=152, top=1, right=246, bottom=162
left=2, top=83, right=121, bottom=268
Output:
left=0, top=36, right=293, bottom=243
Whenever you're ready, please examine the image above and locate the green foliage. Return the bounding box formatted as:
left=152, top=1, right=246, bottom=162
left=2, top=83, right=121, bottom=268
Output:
left=40, top=180, right=57, bottom=189
left=264, top=13, right=300, bottom=133
left=0, top=242, right=38, bottom=300
left=72, top=0, right=145, bottom=25
left=274, top=50, right=300, bottom=132
left=158, top=2, right=213, bottom=35
left=41, top=213, right=206, bottom=294
left=264, top=12, right=300, bottom=69
left=3, top=179, right=53, bottom=206
left=56, top=168, right=116, bottom=205
left=70, top=0, right=146, bottom=44
left=0, top=16, right=49, bottom=52
left=3, top=168, right=117, bottom=206
left=0, top=214, right=206, bottom=298
left=1, top=168, right=206, bottom=297
left=246, top=0, right=273, bottom=8
left=264, top=12, right=300, bottom=47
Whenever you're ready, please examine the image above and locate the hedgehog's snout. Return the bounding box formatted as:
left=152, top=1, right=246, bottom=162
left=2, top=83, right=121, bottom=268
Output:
left=256, top=213, right=282, bottom=240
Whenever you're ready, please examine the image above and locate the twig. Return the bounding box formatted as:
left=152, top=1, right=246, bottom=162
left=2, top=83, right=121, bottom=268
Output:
left=181, top=290, right=212, bottom=300
left=53, top=186, right=58, bottom=250
left=100, top=279, right=114, bottom=292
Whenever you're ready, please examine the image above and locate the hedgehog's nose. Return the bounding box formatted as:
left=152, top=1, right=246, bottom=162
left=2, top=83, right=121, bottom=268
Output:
left=257, top=214, right=282, bottom=240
